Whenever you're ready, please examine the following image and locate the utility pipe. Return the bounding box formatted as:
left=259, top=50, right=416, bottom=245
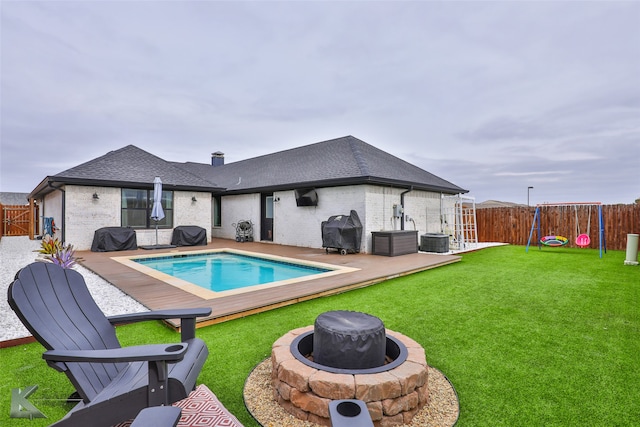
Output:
left=400, top=186, right=413, bottom=230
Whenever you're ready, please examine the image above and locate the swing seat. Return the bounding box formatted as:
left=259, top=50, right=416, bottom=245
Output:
left=540, top=235, right=568, bottom=247
left=576, top=233, right=590, bottom=247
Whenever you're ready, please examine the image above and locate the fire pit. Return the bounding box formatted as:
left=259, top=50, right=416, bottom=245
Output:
left=271, top=311, right=429, bottom=426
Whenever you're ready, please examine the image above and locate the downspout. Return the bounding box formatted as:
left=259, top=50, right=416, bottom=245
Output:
left=400, top=186, right=413, bottom=230
left=48, top=181, right=66, bottom=244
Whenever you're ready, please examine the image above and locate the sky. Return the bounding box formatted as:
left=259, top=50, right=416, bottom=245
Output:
left=1, top=1, right=639, bottom=205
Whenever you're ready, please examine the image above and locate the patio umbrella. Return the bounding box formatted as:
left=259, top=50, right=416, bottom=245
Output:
left=150, top=176, right=165, bottom=246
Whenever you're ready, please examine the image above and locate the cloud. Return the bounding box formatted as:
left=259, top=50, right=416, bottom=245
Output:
left=494, top=171, right=571, bottom=177
left=1, top=1, right=638, bottom=204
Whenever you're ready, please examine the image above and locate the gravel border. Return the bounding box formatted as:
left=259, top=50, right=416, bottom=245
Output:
left=243, top=358, right=459, bottom=427
left=0, top=236, right=148, bottom=342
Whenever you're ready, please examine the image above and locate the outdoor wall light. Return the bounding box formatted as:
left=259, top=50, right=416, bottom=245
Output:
left=92, top=192, right=99, bottom=200
left=191, top=196, right=197, bottom=202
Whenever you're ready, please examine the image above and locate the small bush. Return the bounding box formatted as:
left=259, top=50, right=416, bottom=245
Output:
left=46, top=244, right=80, bottom=269
left=37, top=236, right=63, bottom=255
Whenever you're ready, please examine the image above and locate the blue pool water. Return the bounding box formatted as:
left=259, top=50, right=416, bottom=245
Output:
left=134, top=252, right=330, bottom=292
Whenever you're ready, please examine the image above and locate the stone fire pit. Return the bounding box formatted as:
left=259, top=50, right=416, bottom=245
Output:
left=271, top=324, right=429, bottom=426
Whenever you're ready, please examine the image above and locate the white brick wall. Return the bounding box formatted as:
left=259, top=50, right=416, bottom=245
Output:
left=42, top=190, right=63, bottom=239
left=209, top=185, right=448, bottom=253
left=274, top=186, right=367, bottom=250
left=173, top=191, right=212, bottom=236
left=211, top=193, right=261, bottom=241
left=61, top=186, right=212, bottom=250
left=52, top=184, right=456, bottom=252
left=64, top=186, right=120, bottom=249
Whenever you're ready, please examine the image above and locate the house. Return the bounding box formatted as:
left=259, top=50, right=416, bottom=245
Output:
left=0, top=192, right=30, bottom=205
left=28, top=136, right=467, bottom=252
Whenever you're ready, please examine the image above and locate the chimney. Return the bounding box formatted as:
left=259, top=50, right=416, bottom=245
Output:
left=211, top=151, right=225, bottom=167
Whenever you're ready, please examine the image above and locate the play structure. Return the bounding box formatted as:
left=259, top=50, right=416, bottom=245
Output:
left=441, top=194, right=478, bottom=251
left=526, top=202, right=606, bottom=258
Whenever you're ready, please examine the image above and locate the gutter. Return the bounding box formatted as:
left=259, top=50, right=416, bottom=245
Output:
left=400, top=186, right=413, bottom=230
left=47, top=181, right=66, bottom=244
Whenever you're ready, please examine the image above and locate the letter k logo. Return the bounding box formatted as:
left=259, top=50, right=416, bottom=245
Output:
left=10, top=385, right=46, bottom=419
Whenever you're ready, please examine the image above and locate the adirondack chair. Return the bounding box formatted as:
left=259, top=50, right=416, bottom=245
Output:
left=8, top=262, right=212, bottom=427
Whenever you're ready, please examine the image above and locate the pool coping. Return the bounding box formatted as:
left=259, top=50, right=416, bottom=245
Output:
left=112, top=248, right=360, bottom=300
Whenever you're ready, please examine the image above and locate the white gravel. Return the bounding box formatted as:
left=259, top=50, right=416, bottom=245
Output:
left=1, top=236, right=148, bottom=342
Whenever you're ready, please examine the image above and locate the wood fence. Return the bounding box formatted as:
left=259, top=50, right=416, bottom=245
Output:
left=0, top=203, right=39, bottom=238
left=476, top=204, right=640, bottom=251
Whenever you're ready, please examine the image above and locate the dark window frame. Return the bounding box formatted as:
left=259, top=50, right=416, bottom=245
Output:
left=121, top=188, right=173, bottom=229
left=212, top=195, right=222, bottom=227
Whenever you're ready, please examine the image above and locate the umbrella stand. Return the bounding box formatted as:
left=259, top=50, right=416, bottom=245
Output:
left=139, top=176, right=177, bottom=250
left=140, top=220, right=176, bottom=250
left=155, top=220, right=159, bottom=246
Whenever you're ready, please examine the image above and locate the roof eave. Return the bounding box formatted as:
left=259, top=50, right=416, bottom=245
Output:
left=29, top=176, right=224, bottom=199
left=220, top=176, right=467, bottom=195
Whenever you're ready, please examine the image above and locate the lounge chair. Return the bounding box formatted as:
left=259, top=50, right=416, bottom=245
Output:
left=8, top=262, right=212, bottom=427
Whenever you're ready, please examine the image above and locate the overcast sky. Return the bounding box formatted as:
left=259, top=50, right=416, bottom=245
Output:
left=1, top=1, right=638, bottom=205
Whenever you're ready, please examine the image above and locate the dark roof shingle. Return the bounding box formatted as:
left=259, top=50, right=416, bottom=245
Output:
left=30, top=145, right=221, bottom=198
left=175, top=136, right=466, bottom=194
left=30, top=137, right=466, bottom=198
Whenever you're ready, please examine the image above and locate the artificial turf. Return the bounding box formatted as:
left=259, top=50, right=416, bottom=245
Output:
left=1, top=245, right=638, bottom=426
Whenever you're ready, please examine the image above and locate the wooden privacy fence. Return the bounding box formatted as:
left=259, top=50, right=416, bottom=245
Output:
left=476, top=204, right=640, bottom=251
left=1, top=203, right=39, bottom=238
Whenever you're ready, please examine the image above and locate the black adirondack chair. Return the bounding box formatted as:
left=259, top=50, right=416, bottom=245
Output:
left=8, top=262, right=212, bottom=427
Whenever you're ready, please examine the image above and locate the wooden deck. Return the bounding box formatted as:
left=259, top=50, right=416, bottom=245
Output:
left=78, top=239, right=461, bottom=331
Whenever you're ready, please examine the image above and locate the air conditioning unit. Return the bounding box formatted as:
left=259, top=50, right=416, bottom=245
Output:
left=420, top=233, right=449, bottom=253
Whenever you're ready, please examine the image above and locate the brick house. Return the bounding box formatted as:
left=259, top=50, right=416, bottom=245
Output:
left=28, top=136, right=467, bottom=252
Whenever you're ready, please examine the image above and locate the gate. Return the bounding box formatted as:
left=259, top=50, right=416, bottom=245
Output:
left=1, top=204, right=39, bottom=237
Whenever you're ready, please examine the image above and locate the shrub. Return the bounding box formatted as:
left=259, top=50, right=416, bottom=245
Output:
left=37, top=236, right=63, bottom=255
left=46, top=244, right=80, bottom=269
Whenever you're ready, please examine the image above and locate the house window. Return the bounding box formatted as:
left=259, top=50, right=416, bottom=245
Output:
left=121, top=188, right=173, bottom=229
left=212, top=195, right=221, bottom=227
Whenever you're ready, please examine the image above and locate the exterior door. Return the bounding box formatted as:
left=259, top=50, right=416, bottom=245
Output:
left=261, top=193, right=274, bottom=241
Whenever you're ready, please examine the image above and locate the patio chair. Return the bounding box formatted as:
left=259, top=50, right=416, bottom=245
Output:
left=8, top=262, right=212, bottom=427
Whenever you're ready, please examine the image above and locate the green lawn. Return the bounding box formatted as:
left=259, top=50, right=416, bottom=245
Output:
left=2, top=245, right=638, bottom=426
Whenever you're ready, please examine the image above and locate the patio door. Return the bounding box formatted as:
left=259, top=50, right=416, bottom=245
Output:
left=261, top=193, right=274, bottom=241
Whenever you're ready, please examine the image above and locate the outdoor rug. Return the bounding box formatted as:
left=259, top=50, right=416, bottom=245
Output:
left=113, top=384, right=243, bottom=427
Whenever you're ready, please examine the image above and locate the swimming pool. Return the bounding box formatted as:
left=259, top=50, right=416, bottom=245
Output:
left=112, top=249, right=359, bottom=299
left=134, top=252, right=330, bottom=292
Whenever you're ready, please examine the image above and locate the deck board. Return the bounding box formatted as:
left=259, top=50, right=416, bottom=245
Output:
left=78, top=239, right=460, bottom=331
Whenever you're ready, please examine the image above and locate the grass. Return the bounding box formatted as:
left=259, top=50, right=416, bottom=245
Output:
left=1, top=245, right=638, bottom=426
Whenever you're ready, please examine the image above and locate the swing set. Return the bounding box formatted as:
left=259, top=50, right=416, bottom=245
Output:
left=526, top=202, right=607, bottom=258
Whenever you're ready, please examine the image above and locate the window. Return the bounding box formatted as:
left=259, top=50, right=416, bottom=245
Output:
left=121, top=188, right=173, bottom=228
left=212, top=195, right=221, bottom=227
left=265, top=195, right=274, bottom=219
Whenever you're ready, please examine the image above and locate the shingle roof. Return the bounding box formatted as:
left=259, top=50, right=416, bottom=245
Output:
left=0, top=192, right=30, bottom=205
left=30, top=137, right=466, bottom=198
left=30, top=145, right=221, bottom=198
left=174, top=136, right=467, bottom=194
